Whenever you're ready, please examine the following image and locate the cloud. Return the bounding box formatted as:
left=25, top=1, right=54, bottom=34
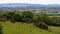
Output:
left=0, top=0, right=60, bottom=4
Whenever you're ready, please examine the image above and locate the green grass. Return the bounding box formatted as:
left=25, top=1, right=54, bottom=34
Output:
left=48, top=16, right=60, bottom=17
left=49, top=26, right=60, bottom=34
left=1, top=21, right=60, bottom=34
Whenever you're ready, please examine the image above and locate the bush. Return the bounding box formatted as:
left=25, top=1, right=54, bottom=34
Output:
left=51, top=17, right=60, bottom=26
left=34, top=22, right=48, bottom=30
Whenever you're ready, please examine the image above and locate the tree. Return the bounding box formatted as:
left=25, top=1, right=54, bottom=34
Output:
left=33, top=14, right=48, bottom=30
left=39, top=14, right=53, bottom=25
left=13, top=13, right=22, bottom=21
left=3, top=11, right=15, bottom=20
left=51, top=17, right=60, bottom=26
left=22, top=11, right=34, bottom=23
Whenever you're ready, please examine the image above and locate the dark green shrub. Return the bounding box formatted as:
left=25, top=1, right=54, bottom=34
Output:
left=51, top=17, right=60, bottom=26
left=34, top=22, right=48, bottom=30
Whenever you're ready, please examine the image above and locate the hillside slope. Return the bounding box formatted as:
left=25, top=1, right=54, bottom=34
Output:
left=1, top=21, right=60, bottom=34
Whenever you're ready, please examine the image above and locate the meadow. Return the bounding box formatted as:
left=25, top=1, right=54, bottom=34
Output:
left=1, top=21, right=60, bottom=34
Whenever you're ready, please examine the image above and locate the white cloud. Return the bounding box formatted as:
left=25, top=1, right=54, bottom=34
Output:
left=0, top=0, right=60, bottom=4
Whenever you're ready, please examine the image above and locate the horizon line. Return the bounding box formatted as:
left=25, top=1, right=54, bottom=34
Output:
left=0, top=3, right=60, bottom=5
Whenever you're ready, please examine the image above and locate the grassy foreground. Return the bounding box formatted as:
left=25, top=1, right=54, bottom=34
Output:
left=1, top=21, right=60, bottom=34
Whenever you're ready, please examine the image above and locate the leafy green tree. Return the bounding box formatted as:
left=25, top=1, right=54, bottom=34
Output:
left=22, top=11, right=34, bottom=23
left=51, top=17, right=60, bottom=26
left=40, top=14, right=53, bottom=25
left=13, top=13, right=22, bottom=21
left=3, top=11, right=15, bottom=20
left=33, top=14, right=48, bottom=30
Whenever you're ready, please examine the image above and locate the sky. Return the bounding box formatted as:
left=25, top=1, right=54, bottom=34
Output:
left=0, top=0, right=60, bottom=4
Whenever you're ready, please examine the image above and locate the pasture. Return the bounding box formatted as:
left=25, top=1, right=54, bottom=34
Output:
left=1, top=21, right=60, bottom=34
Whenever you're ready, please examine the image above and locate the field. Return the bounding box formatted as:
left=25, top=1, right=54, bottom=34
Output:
left=49, top=16, right=60, bottom=17
left=1, top=21, right=60, bottom=34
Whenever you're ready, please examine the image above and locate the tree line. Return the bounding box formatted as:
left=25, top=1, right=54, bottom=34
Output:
left=0, top=10, right=60, bottom=30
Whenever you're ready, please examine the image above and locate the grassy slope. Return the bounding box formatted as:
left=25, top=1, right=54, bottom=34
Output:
left=49, top=26, right=60, bottom=34
left=48, top=16, right=60, bottom=17
left=1, top=21, right=60, bottom=34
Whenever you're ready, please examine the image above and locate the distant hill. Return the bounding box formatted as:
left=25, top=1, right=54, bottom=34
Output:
left=0, top=3, right=60, bottom=8
left=0, top=3, right=60, bottom=11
